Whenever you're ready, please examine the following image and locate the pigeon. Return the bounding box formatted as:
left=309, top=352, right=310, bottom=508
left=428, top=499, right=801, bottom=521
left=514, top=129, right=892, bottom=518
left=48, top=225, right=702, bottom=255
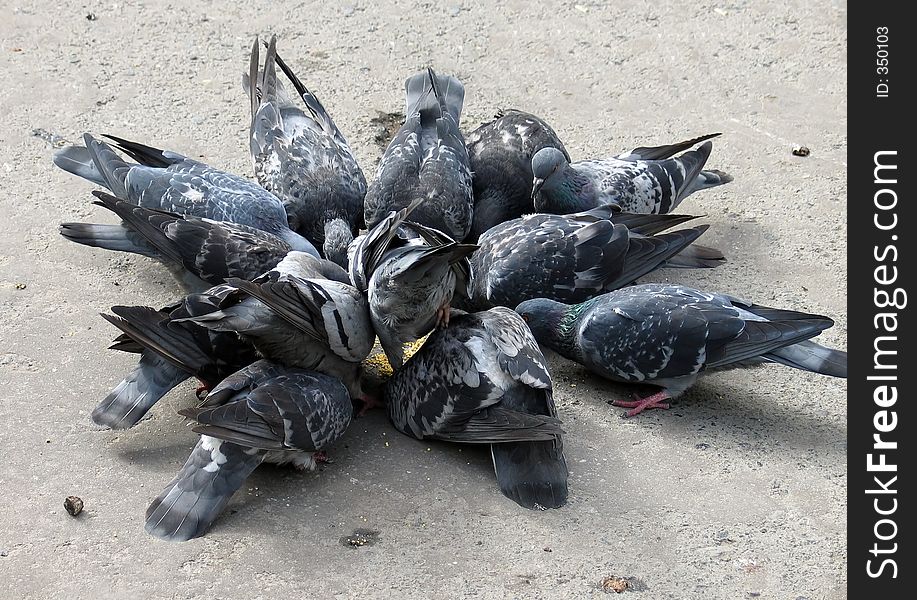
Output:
left=516, top=284, right=848, bottom=417
left=531, top=133, right=733, bottom=215
left=466, top=205, right=724, bottom=310
left=464, top=109, right=569, bottom=240
left=53, top=133, right=318, bottom=253
left=96, top=286, right=259, bottom=429
left=181, top=252, right=375, bottom=401
left=385, top=307, right=567, bottom=509
left=145, top=360, right=352, bottom=541
left=61, top=192, right=300, bottom=292
left=350, top=199, right=477, bottom=369
left=363, top=68, right=473, bottom=241
left=243, top=36, right=366, bottom=267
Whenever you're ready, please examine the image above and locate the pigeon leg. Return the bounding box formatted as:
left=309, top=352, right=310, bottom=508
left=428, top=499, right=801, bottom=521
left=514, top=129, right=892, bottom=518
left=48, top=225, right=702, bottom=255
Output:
left=612, top=390, right=671, bottom=417
left=313, top=451, right=332, bottom=464
left=435, top=302, right=452, bottom=328
left=195, top=379, right=214, bottom=400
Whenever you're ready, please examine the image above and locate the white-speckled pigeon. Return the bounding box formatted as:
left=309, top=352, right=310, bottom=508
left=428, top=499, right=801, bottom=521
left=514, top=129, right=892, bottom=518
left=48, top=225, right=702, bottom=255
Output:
left=243, top=36, right=366, bottom=267
left=464, top=109, right=569, bottom=240
left=385, top=307, right=567, bottom=509
left=363, top=68, right=473, bottom=241
left=181, top=252, right=375, bottom=401
left=145, top=360, right=352, bottom=541
left=466, top=206, right=724, bottom=310
left=350, top=199, right=477, bottom=369
left=516, top=284, right=848, bottom=417
left=53, top=133, right=317, bottom=253
left=61, top=192, right=300, bottom=292
left=531, top=133, right=733, bottom=214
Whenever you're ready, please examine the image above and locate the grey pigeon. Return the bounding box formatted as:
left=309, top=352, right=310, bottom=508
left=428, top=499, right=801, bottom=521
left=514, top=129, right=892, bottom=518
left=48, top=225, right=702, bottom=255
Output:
left=145, top=360, right=352, bottom=541
left=516, top=284, right=848, bottom=417
left=61, top=193, right=299, bottom=292
left=350, top=200, right=477, bottom=369
left=465, top=109, right=569, bottom=240
left=466, top=206, right=724, bottom=310
left=182, top=252, right=375, bottom=401
left=363, top=68, right=473, bottom=241
left=244, top=36, right=366, bottom=267
left=96, top=287, right=259, bottom=429
left=531, top=133, right=733, bottom=214
left=385, top=307, right=567, bottom=509
left=53, top=133, right=318, bottom=253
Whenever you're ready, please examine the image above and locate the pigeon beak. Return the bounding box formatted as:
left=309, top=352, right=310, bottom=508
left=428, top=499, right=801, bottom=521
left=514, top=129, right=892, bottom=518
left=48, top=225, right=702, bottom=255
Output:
left=531, top=178, right=545, bottom=200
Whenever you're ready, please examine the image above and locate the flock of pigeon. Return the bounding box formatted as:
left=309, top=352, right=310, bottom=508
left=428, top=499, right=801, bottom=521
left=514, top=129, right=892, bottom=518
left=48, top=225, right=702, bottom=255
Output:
left=52, top=36, right=847, bottom=542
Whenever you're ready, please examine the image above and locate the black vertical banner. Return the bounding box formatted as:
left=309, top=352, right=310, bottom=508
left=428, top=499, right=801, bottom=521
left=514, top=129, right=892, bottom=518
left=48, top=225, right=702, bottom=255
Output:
left=849, top=5, right=914, bottom=597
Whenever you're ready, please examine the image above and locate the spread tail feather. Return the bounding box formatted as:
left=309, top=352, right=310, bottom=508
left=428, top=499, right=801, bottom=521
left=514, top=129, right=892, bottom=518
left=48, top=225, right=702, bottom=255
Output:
left=82, top=133, right=133, bottom=198
left=491, top=439, right=568, bottom=509
left=93, top=352, right=188, bottom=429
left=765, top=339, right=848, bottom=378
left=59, top=222, right=160, bottom=258
left=405, top=67, right=464, bottom=122
left=687, top=168, right=734, bottom=195
left=52, top=146, right=108, bottom=187
left=145, top=436, right=264, bottom=541
left=663, top=241, right=726, bottom=268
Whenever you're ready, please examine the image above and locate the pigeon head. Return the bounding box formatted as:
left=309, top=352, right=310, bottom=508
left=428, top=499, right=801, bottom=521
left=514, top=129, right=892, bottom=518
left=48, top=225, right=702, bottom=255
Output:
left=530, top=147, right=569, bottom=199
left=515, top=297, right=570, bottom=345
left=323, top=219, right=354, bottom=269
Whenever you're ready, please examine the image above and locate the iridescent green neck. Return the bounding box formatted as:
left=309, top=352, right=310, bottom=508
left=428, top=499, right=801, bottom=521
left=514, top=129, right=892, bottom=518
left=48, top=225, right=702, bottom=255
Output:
left=527, top=299, right=586, bottom=360
left=542, top=167, right=592, bottom=213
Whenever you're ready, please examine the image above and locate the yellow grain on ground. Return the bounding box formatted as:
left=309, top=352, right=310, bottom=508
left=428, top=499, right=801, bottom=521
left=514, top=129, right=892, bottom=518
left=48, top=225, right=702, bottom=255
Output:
left=362, top=335, right=429, bottom=378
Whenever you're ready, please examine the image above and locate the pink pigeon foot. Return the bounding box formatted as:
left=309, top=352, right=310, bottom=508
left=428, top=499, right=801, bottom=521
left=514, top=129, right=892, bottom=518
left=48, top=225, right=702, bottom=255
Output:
left=313, top=451, right=331, bottom=464
left=195, top=379, right=214, bottom=400
left=435, top=303, right=452, bottom=328
left=611, top=390, right=672, bottom=418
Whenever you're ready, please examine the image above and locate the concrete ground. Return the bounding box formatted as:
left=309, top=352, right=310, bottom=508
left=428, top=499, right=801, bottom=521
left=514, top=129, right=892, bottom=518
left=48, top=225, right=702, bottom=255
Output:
left=0, top=1, right=846, bottom=598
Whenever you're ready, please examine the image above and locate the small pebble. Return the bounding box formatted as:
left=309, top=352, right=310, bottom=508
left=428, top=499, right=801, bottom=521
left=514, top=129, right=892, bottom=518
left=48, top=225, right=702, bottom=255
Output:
left=85, top=12, right=97, bottom=21
left=601, top=576, right=628, bottom=593
left=64, top=496, right=84, bottom=517
left=792, top=145, right=810, bottom=157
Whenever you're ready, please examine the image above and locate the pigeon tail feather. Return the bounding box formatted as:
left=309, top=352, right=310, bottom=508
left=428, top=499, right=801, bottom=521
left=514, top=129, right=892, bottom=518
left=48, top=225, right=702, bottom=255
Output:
left=92, top=353, right=188, bottom=429
left=765, top=340, right=848, bottom=378
left=491, top=440, right=568, bottom=509
left=145, top=437, right=264, bottom=541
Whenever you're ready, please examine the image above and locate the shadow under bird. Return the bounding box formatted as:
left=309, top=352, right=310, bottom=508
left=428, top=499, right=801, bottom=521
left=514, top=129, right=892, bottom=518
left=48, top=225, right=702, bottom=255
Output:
left=363, top=67, right=473, bottom=241
left=53, top=133, right=318, bottom=254
left=464, top=109, right=570, bottom=241
left=464, top=205, right=724, bottom=310
left=62, top=193, right=297, bottom=293
left=350, top=199, right=477, bottom=370
left=385, top=307, right=567, bottom=509
left=145, top=360, right=352, bottom=542
left=516, top=284, right=847, bottom=417
left=244, top=35, right=366, bottom=267
left=532, top=133, right=733, bottom=215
